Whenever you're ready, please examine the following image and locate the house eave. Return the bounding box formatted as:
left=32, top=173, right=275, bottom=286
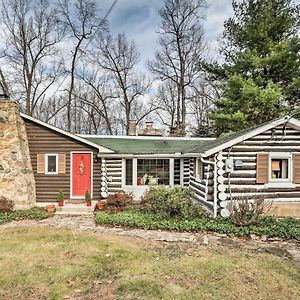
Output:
left=97, top=153, right=200, bottom=158
left=20, top=113, right=114, bottom=153
left=201, top=116, right=300, bottom=158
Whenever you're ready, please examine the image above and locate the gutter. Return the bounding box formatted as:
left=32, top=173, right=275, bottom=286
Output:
left=97, top=153, right=186, bottom=158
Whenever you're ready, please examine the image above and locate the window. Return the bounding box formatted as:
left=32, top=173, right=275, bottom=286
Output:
left=258, top=153, right=296, bottom=188
left=174, top=159, right=181, bottom=185
left=137, top=159, right=170, bottom=185
left=271, top=159, right=289, bottom=179
left=45, top=154, right=58, bottom=174
left=193, top=158, right=197, bottom=177
left=125, top=159, right=133, bottom=185
left=198, top=159, right=204, bottom=180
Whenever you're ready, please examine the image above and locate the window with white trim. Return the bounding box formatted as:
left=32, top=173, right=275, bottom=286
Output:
left=137, top=159, right=170, bottom=185
left=125, top=159, right=133, bottom=185
left=269, top=153, right=292, bottom=182
left=125, top=158, right=170, bottom=186
left=45, top=154, right=58, bottom=174
left=271, top=159, right=289, bottom=179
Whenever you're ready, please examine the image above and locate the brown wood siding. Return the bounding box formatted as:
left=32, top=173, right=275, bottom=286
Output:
left=24, top=119, right=101, bottom=202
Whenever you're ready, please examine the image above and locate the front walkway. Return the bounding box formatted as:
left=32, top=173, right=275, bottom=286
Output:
left=1, top=215, right=300, bottom=268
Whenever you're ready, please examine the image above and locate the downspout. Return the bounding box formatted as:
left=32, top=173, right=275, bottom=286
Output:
left=201, top=155, right=218, bottom=218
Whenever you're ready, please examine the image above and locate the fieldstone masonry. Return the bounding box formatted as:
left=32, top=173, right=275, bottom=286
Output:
left=0, top=98, right=36, bottom=208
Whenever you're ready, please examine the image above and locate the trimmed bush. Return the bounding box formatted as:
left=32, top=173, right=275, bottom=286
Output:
left=57, top=191, right=64, bottom=202
left=141, top=186, right=204, bottom=219
left=95, top=210, right=300, bottom=241
left=85, top=190, right=91, bottom=203
left=106, top=192, right=133, bottom=212
left=0, top=208, right=50, bottom=225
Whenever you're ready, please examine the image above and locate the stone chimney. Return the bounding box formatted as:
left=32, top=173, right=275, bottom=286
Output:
left=146, top=121, right=153, bottom=129
left=0, top=98, right=36, bottom=209
left=128, top=120, right=137, bottom=136
left=139, top=121, right=162, bottom=137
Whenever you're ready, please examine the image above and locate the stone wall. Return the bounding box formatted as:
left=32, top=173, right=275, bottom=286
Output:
left=0, top=99, right=36, bottom=209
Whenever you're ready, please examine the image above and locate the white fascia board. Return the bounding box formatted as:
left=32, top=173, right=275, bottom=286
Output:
left=286, top=118, right=300, bottom=131
left=20, top=113, right=114, bottom=153
left=202, top=116, right=296, bottom=158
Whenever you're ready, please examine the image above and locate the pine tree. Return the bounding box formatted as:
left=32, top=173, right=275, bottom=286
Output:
left=209, top=0, right=300, bottom=135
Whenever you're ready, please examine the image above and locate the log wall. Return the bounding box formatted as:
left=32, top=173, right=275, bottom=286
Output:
left=189, top=125, right=300, bottom=215
left=105, top=158, right=123, bottom=194
left=221, top=125, right=300, bottom=203
left=190, top=159, right=214, bottom=210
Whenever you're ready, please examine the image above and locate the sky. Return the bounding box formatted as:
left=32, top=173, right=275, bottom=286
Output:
left=98, top=0, right=236, bottom=72
left=99, top=0, right=300, bottom=72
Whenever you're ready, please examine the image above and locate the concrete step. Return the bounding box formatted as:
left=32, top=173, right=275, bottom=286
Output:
left=55, top=202, right=96, bottom=216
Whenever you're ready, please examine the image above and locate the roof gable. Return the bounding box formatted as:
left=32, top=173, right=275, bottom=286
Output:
left=20, top=113, right=114, bottom=153
left=187, top=116, right=300, bottom=157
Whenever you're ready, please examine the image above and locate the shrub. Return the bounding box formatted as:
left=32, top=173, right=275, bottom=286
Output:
left=141, top=186, right=204, bottom=219
left=57, top=191, right=64, bottom=202
left=230, top=193, right=273, bottom=226
left=0, top=207, right=50, bottom=225
left=106, top=192, right=133, bottom=212
left=95, top=210, right=300, bottom=240
left=0, top=196, right=14, bottom=213
left=85, top=190, right=92, bottom=203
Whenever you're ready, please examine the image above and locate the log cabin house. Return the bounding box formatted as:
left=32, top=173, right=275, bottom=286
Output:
left=1, top=97, right=300, bottom=217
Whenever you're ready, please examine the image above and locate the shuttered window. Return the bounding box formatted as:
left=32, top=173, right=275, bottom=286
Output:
left=256, top=153, right=269, bottom=184
left=36, top=153, right=66, bottom=175
left=45, top=154, right=58, bottom=174
left=293, top=154, right=300, bottom=184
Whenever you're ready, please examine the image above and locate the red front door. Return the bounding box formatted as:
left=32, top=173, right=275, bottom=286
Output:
left=72, top=153, right=92, bottom=198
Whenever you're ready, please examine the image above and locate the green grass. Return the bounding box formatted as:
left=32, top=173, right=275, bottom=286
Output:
left=0, top=208, right=50, bottom=225
left=0, top=227, right=299, bottom=300
left=95, top=210, right=300, bottom=240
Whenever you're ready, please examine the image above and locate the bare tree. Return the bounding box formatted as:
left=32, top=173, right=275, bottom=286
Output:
left=0, top=0, right=63, bottom=115
left=0, top=67, right=10, bottom=96
left=75, top=66, right=116, bottom=134
left=94, top=33, right=154, bottom=135
left=155, top=80, right=178, bottom=128
left=188, top=67, right=222, bottom=136
left=148, top=0, right=206, bottom=136
left=57, top=0, right=106, bottom=132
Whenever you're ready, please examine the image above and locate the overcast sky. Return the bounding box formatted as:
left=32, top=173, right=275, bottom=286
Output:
left=99, top=0, right=300, bottom=72
left=98, top=0, right=234, bottom=71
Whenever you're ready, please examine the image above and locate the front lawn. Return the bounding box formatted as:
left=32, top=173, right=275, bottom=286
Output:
left=96, top=210, right=300, bottom=240
left=0, top=208, right=50, bottom=225
left=0, top=227, right=299, bottom=300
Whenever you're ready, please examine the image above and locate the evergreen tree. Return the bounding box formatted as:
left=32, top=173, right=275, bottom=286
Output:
left=209, top=0, right=300, bottom=135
